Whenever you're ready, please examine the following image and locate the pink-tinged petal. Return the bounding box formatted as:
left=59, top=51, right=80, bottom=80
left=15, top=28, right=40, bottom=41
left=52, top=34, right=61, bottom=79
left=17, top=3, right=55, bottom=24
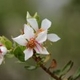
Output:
left=34, top=44, right=49, bottom=55
left=41, top=47, right=49, bottom=54
left=34, top=43, right=42, bottom=53
left=41, top=19, right=51, bottom=30
left=23, top=48, right=33, bottom=61
left=36, top=31, right=47, bottom=43
left=27, top=18, right=38, bottom=31
left=0, top=46, right=7, bottom=55
left=12, top=35, right=27, bottom=46
left=24, top=24, right=35, bottom=40
left=0, top=55, right=4, bottom=65
left=48, top=34, right=61, bottom=42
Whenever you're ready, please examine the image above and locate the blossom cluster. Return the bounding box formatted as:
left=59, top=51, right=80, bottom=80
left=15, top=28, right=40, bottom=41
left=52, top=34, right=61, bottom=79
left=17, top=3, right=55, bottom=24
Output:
left=0, top=12, right=80, bottom=80
left=12, top=12, right=60, bottom=61
left=0, top=12, right=60, bottom=65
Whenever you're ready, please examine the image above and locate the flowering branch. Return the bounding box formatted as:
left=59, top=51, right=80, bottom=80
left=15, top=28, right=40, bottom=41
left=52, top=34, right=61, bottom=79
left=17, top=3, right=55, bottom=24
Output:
left=33, top=52, right=61, bottom=80
left=0, top=11, right=80, bottom=80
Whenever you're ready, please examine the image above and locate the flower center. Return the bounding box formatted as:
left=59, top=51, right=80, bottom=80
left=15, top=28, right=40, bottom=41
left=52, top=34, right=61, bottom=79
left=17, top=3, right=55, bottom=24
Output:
left=35, top=28, right=44, bottom=37
left=37, top=28, right=44, bottom=33
left=27, top=38, right=36, bottom=48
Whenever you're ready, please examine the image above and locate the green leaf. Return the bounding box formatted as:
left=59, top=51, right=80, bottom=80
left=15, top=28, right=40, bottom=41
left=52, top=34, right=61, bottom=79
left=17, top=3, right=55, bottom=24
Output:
left=33, top=12, right=40, bottom=26
left=53, top=61, right=73, bottom=78
left=24, top=65, right=38, bottom=70
left=53, top=70, right=61, bottom=75
left=26, top=11, right=32, bottom=19
left=26, top=11, right=40, bottom=27
left=26, top=11, right=40, bottom=21
left=73, top=68, right=80, bottom=80
left=33, top=12, right=39, bottom=20
left=68, top=76, right=73, bottom=80
left=60, top=61, right=73, bottom=76
left=14, top=46, right=25, bottom=62
left=0, top=36, right=12, bottom=49
left=68, top=68, right=80, bottom=80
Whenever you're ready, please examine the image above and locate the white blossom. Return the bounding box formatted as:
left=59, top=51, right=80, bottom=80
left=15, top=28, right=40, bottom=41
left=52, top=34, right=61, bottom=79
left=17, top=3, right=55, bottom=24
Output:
left=12, top=24, right=49, bottom=61
left=27, top=18, right=60, bottom=42
left=0, top=44, right=7, bottom=65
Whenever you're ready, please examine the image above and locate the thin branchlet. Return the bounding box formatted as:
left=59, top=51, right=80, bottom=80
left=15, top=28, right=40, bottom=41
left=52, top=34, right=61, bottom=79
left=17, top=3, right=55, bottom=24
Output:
left=33, top=52, right=62, bottom=80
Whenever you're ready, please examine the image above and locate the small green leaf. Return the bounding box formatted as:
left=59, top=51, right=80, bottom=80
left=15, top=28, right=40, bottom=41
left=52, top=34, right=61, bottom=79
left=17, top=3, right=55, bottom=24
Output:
left=60, top=61, right=73, bottom=76
left=26, top=11, right=40, bottom=21
left=14, top=46, right=25, bottom=62
left=26, top=11, right=40, bottom=27
left=33, top=12, right=39, bottom=20
left=0, top=36, right=12, bottom=49
left=26, top=11, right=32, bottom=19
left=68, top=76, right=73, bottom=80
left=25, top=65, right=38, bottom=70
left=68, top=68, right=80, bottom=80
left=33, top=13, right=40, bottom=25
left=53, top=61, right=73, bottom=78
left=73, top=68, right=80, bottom=80
left=53, top=70, right=61, bottom=75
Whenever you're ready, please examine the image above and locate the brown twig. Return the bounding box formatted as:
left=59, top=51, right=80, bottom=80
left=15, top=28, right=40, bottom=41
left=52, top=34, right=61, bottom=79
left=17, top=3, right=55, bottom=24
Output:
left=33, top=53, right=61, bottom=80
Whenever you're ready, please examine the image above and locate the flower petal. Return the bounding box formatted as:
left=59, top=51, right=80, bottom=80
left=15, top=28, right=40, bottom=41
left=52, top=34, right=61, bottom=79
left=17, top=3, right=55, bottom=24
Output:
left=48, top=34, right=61, bottom=42
left=0, top=55, right=4, bottom=65
left=27, top=18, right=38, bottom=31
left=41, top=47, right=49, bottom=54
left=34, top=44, right=49, bottom=55
left=24, top=24, right=34, bottom=40
left=36, top=31, right=47, bottom=43
left=41, top=19, right=51, bottom=30
left=23, top=48, right=33, bottom=61
left=12, top=35, right=27, bottom=46
left=0, top=46, right=7, bottom=55
left=34, top=43, right=42, bottom=53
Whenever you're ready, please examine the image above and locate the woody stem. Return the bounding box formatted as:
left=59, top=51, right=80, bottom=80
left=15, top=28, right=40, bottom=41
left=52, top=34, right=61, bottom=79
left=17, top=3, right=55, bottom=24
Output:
left=33, top=53, right=61, bottom=80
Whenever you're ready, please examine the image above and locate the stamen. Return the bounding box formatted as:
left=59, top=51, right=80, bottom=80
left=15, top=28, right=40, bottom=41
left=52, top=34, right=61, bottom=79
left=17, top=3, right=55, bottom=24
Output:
left=27, top=38, right=36, bottom=48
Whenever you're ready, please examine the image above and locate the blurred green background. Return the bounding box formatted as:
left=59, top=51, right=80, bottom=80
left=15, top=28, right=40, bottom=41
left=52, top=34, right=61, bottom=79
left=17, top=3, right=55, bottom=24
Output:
left=0, top=0, right=80, bottom=80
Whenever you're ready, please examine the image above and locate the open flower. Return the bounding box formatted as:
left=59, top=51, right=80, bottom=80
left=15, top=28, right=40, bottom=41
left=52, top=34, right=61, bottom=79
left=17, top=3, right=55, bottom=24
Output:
left=0, top=44, right=7, bottom=65
left=27, top=18, right=60, bottom=42
left=12, top=24, right=49, bottom=61
left=27, top=18, right=51, bottom=33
